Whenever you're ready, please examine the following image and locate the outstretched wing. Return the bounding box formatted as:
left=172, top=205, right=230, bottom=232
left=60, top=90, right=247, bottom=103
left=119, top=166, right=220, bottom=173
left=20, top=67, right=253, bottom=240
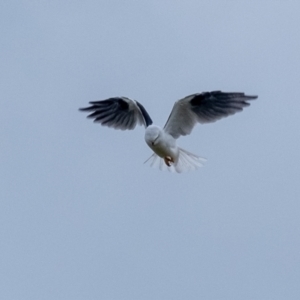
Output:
left=164, top=91, right=257, bottom=139
left=79, top=97, right=153, bottom=130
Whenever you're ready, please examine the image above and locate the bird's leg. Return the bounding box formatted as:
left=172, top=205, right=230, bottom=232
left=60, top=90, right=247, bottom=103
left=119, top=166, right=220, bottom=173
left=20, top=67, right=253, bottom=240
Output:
left=164, top=156, right=174, bottom=167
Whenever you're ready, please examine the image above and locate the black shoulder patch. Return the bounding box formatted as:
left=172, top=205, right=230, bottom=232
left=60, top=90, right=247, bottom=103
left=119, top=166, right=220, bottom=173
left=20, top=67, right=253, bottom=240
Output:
left=190, top=92, right=211, bottom=106
left=135, top=101, right=153, bottom=127
left=117, top=98, right=130, bottom=110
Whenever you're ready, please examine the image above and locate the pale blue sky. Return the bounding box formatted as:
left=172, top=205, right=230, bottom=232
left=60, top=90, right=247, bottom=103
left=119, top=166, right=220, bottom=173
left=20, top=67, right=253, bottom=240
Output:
left=1, top=1, right=300, bottom=299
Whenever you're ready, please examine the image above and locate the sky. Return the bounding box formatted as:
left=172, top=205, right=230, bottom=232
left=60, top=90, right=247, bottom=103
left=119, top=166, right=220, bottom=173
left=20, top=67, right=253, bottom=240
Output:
left=1, top=1, right=300, bottom=299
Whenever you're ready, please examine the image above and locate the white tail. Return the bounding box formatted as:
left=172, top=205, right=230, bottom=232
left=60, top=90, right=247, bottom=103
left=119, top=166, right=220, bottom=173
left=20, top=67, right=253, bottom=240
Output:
left=144, top=147, right=206, bottom=173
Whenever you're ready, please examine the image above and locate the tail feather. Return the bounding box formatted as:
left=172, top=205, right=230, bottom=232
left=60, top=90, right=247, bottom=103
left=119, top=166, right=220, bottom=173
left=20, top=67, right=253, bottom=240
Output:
left=144, top=148, right=206, bottom=173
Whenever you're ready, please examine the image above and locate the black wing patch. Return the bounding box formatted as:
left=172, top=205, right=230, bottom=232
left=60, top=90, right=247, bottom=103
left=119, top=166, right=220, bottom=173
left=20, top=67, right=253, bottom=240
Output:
left=189, top=91, right=257, bottom=123
left=79, top=97, right=152, bottom=130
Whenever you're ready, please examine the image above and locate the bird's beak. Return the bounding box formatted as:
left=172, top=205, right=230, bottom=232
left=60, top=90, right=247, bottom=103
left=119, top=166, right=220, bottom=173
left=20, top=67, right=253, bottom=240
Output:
left=152, top=136, right=159, bottom=146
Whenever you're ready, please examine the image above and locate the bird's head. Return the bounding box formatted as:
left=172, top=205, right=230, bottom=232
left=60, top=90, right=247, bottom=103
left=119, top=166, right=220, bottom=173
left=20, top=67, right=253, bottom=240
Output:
left=145, top=125, right=162, bottom=146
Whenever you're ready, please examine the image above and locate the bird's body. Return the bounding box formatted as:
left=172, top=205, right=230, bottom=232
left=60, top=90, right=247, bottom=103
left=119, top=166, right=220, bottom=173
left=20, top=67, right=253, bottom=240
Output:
left=145, top=125, right=178, bottom=165
left=145, top=125, right=177, bottom=159
left=80, top=91, right=257, bottom=173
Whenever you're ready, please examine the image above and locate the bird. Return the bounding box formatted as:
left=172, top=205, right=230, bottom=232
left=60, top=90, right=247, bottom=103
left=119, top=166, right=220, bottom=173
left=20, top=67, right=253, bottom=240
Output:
left=79, top=91, right=257, bottom=173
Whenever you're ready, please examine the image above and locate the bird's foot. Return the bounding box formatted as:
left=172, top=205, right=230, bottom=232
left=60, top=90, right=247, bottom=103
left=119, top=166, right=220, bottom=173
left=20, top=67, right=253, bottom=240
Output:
left=164, top=156, right=174, bottom=167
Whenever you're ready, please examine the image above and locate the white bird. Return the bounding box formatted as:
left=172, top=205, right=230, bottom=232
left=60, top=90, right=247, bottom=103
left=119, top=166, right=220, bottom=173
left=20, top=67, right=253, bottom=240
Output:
left=79, top=91, right=257, bottom=173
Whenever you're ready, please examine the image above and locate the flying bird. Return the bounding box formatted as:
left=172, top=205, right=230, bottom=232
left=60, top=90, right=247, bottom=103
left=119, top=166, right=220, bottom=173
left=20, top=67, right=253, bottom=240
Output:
left=79, top=91, right=257, bottom=173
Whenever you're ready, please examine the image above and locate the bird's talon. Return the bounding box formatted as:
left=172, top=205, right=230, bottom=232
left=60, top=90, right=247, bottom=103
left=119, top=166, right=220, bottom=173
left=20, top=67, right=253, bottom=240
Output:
left=164, top=156, right=174, bottom=167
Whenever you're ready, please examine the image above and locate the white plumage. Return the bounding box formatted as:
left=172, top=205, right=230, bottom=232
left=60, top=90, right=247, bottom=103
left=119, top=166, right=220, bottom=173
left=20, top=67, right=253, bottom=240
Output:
left=79, top=91, right=257, bottom=173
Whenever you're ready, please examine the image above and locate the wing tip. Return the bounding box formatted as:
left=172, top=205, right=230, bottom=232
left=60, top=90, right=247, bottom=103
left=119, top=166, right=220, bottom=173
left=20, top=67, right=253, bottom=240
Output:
left=243, top=94, right=258, bottom=100
left=79, top=107, right=89, bottom=111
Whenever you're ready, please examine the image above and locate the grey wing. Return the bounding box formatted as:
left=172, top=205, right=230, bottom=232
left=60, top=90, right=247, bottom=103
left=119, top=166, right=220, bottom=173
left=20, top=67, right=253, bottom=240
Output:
left=164, top=91, right=258, bottom=139
left=79, top=97, right=153, bottom=130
